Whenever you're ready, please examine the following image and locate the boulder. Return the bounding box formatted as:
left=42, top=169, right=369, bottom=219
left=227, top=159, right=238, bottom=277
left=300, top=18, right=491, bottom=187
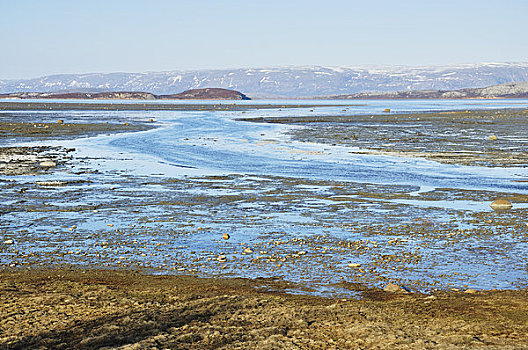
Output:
left=384, top=282, right=410, bottom=293
left=490, top=199, right=513, bottom=210
left=39, top=161, right=57, bottom=168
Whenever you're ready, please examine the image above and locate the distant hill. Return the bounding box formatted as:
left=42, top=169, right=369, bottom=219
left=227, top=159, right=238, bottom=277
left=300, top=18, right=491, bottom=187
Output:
left=0, top=88, right=251, bottom=100
left=1, top=63, right=528, bottom=98
left=328, top=82, right=528, bottom=99
left=158, top=88, right=250, bottom=100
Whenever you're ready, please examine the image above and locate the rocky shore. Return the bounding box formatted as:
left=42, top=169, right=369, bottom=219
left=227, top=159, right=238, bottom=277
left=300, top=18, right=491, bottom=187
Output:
left=1, top=103, right=528, bottom=349
left=241, top=108, right=528, bottom=167
left=1, top=269, right=527, bottom=349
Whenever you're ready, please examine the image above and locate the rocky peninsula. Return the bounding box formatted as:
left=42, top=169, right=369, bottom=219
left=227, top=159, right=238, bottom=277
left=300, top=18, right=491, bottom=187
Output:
left=0, top=88, right=251, bottom=101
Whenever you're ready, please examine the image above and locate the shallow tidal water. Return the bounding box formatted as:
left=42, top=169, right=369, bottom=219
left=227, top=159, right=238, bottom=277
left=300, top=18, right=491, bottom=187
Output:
left=1, top=99, right=528, bottom=297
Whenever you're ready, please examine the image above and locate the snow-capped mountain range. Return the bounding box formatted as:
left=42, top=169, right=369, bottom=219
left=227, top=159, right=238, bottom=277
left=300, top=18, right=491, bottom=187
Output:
left=1, top=63, right=528, bottom=98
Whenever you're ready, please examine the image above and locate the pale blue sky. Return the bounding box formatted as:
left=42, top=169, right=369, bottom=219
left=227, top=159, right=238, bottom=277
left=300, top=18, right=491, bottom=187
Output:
left=0, top=0, right=526, bottom=79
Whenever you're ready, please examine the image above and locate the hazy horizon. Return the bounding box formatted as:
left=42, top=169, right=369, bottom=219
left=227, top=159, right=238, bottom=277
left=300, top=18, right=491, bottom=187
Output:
left=1, top=0, right=527, bottom=80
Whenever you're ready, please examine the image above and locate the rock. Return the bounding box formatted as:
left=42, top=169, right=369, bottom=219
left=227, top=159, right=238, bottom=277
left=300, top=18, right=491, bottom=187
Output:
left=3, top=239, right=14, bottom=245
left=384, top=282, right=410, bottom=293
left=243, top=248, right=253, bottom=254
left=490, top=199, right=513, bottom=210
left=489, top=135, right=499, bottom=141
left=383, top=108, right=391, bottom=112
left=39, top=160, right=57, bottom=168
left=348, top=263, right=361, bottom=268
left=464, top=289, right=477, bottom=294
left=56, top=119, right=64, bottom=124
left=217, top=255, right=227, bottom=262
left=222, top=233, right=230, bottom=240
left=36, top=181, right=67, bottom=186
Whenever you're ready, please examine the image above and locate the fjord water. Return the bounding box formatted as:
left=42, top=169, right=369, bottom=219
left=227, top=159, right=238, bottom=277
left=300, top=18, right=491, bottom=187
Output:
left=3, top=99, right=528, bottom=295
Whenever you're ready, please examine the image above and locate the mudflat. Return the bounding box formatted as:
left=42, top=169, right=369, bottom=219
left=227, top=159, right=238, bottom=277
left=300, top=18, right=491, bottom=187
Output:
left=240, top=108, right=528, bottom=167
left=1, top=102, right=528, bottom=349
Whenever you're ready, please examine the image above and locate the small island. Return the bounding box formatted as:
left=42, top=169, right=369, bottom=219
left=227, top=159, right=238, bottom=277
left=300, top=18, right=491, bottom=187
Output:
left=0, top=88, right=251, bottom=101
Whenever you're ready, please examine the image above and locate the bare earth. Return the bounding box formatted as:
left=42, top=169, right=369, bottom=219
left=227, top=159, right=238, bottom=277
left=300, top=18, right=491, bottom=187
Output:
left=1, top=269, right=528, bottom=350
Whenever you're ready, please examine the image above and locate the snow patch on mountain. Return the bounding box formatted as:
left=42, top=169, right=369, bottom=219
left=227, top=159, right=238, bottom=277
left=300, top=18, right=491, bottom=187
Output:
left=1, top=63, right=528, bottom=97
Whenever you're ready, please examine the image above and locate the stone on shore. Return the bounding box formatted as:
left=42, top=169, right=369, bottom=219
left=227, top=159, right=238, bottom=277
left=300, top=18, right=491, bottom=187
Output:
left=36, top=181, right=67, bottom=187
left=39, top=160, right=57, bottom=168
left=490, top=199, right=513, bottom=210
left=384, top=282, right=410, bottom=293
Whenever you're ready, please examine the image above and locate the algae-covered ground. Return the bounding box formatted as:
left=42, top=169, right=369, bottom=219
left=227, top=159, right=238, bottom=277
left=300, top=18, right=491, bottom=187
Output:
left=242, top=108, right=528, bottom=167
left=1, top=103, right=528, bottom=349
left=2, top=269, right=528, bottom=349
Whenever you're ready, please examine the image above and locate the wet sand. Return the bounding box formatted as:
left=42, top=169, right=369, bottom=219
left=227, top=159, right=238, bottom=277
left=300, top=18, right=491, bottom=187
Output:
left=1, top=104, right=528, bottom=348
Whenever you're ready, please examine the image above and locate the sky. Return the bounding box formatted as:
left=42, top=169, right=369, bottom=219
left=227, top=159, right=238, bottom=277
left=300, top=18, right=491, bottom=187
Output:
left=0, top=0, right=527, bottom=80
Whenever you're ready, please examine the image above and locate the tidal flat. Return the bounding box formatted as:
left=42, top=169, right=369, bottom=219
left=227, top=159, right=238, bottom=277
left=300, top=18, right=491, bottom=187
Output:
left=1, top=101, right=528, bottom=348
left=241, top=108, right=528, bottom=167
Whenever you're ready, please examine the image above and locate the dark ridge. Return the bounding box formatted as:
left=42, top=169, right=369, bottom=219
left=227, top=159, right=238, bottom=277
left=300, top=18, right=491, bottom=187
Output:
left=0, top=88, right=251, bottom=100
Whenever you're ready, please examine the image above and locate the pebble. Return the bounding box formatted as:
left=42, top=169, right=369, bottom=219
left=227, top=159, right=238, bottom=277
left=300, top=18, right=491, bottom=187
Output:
left=348, top=263, right=361, bottom=268
left=222, top=233, right=230, bottom=240
left=243, top=248, right=253, bottom=254
left=217, top=255, right=227, bottom=262
left=489, top=135, right=499, bottom=141
left=3, top=239, right=14, bottom=245
left=35, top=181, right=67, bottom=187
left=464, top=289, right=477, bottom=294
left=39, top=161, right=57, bottom=168
left=56, top=119, right=64, bottom=124
left=490, top=199, right=513, bottom=210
